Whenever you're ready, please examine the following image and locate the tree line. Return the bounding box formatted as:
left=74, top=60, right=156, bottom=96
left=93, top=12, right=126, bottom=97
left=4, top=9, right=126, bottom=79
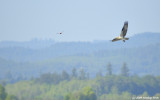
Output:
left=32, top=62, right=160, bottom=96
left=34, top=62, right=129, bottom=84
left=1, top=62, right=160, bottom=100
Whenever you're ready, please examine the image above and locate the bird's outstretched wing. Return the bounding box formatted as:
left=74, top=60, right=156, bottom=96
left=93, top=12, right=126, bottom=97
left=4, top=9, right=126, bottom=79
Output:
left=120, top=21, right=128, bottom=37
left=112, top=37, right=121, bottom=42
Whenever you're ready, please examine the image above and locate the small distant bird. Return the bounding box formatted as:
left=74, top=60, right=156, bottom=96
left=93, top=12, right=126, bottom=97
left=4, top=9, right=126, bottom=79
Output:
left=57, top=31, right=64, bottom=34
left=112, top=21, right=129, bottom=42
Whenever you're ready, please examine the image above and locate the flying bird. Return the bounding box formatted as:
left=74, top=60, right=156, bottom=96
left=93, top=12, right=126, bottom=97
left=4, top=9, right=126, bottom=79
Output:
left=112, top=21, right=129, bottom=42
left=57, top=31, right=64, bottom=34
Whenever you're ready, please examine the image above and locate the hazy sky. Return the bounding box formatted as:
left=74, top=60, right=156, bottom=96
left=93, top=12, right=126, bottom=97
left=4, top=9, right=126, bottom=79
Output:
left=0, top=0, right=160, bottom=42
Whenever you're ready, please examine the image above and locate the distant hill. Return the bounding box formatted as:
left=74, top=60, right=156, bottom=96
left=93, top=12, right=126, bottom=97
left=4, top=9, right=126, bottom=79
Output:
left=0, top=32, right=160, bottom=62
left=0, top=32, right=160, bottom=79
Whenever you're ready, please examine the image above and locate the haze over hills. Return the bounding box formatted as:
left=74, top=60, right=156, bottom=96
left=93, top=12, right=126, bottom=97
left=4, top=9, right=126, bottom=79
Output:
left=0, top=32, right=160, bottom=79
left=0, top=32, right=160, bottom=62
left=0, top=32, right=159, bottom=49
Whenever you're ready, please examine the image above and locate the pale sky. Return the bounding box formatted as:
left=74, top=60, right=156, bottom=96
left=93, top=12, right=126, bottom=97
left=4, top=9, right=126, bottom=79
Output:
left=0, top=0, right=160, bottom=42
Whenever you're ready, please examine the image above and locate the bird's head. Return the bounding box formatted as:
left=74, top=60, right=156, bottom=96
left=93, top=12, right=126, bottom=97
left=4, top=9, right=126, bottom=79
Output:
left=124, top=21, right=128, bottom=25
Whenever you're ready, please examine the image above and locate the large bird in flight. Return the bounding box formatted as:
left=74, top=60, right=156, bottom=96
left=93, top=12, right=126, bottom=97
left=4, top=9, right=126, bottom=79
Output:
left=112, top=21, right=129, bottom=42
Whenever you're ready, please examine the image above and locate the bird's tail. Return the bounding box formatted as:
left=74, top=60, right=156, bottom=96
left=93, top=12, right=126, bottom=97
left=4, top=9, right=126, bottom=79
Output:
left=124, top=37, right=129, bottom=40
left=122, top=37, right=129, bottom=42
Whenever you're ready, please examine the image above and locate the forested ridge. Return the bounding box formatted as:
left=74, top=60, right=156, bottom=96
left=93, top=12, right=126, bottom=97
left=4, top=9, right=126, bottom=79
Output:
left=1, top=64, right=160, bottom=100
left=0, top=43, right=160, bottom=80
